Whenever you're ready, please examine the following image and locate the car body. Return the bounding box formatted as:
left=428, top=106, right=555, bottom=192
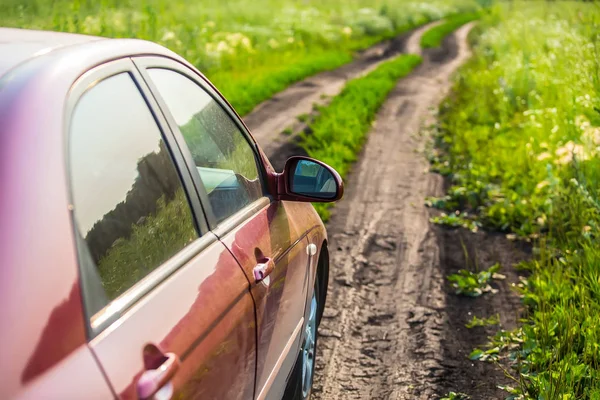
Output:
left=0, top=28, right=342, bottom=400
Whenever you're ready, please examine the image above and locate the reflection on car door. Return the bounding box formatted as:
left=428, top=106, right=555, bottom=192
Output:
left=135, top=59, right=312, bottom=399
left=67, top=61, right=256, bottom=399
left=218, top=202, right=311, bottom=400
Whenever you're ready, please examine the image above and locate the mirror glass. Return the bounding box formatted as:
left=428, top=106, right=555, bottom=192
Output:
left=290, top=159, right=337, bottom=199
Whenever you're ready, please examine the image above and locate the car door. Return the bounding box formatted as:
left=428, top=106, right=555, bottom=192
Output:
left=134, top=58, right=312, bottom=400
left=66, top=59, right=256, bottom=399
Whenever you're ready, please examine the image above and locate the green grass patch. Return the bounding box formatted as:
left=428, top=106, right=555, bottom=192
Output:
left=447, top=263, right=501, bottom=297
left=433, top=2, right=600, bottom=398
left=299, top=54, right=422, bottom=220
left=441, top=392, right=470, bottom=400
left=2, top=0, right=480, bottom=115
left=465, top=314, right=500, bottom=328
left=420, top=11, right=480, bottom=49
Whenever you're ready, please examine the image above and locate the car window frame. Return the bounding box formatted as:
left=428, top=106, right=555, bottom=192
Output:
left=65, top=58, right=218, bottom=338
left=132, top=56, right=271, bottom=238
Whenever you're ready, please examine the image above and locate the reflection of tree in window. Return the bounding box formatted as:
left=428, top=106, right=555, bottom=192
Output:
left=84, top=141, right=196, bottom=299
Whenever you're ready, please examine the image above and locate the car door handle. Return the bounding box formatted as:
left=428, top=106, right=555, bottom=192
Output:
left=253, top=257, right=275, bottom=283
left=137, top=352, right=180, bottom=399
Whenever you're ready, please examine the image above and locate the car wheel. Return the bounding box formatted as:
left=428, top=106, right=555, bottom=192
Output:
left=283, top=275, right=320, bottom=400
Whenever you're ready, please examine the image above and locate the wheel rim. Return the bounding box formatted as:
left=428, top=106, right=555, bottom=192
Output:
left=301, top=291, right=318, bottom=398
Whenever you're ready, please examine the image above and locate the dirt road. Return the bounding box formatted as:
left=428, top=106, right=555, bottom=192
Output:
left=311, top=23, right=526, bottom=399
left=310, top=23, right=476, bottom=399
left=245, top=20, right=524, bottom=399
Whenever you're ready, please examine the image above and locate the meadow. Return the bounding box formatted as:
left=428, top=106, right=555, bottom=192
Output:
left=1, top=0, right=478, bottom=115
left=431, top=2, right=600, bottom=398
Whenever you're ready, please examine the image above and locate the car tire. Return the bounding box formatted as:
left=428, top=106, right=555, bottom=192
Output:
left=282, top=272, right=320, bottom=400
left=315, top=246, right=328, bottom=327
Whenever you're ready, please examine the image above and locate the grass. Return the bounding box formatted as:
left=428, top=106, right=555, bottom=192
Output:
left=432, top=2, right=600, bottom=398
left=2, top=0, right=480, bottom=116
left=299, top=54, right=422, bottom=220
left=447, top=263, right=501, bottom=297
left=465, top=314, right=500, bottom=328
left=441, top=392, right=470, bottom=400
left=421, top=11, right=480, bottom=49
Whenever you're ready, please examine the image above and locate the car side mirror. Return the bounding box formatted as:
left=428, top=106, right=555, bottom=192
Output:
left=277, top=156, right=344, bottom=202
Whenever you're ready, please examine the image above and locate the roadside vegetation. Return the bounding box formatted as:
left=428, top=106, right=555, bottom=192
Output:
left=420, top=11, right=480, bottom=49
left=431, top=2, right=600, bottom=398
left=465, top=314, right=500, bottom=329
left=447, top=262, right=501, bottom=297
left=300, top=54, right=422, bottom=220
left=2, top=0, right=479, bottom=115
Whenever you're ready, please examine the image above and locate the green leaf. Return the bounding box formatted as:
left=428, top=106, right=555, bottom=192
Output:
left=469, top=349, right=484, bottom=360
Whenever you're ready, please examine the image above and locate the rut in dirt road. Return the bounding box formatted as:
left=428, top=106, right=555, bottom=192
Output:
left=243, top=21, right=440, bottom=169
left=312, top=23, right=476, bottom=400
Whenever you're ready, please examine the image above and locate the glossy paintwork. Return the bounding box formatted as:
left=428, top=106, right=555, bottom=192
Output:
left=218, top=200, right=325, bottom=398
left=0, top=28, right=333, bottom=400
left=90, top=237, right=256, bottom=399
left=12, top=346, right=114, bottom=399
left=0, top=31, right=110, bottom=398
left=0, top=28, right=100, bottom=78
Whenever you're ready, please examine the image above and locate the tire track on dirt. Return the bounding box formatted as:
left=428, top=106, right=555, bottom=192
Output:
left=312, top=23, right=476, bottom=399
left=243, top=21, right=441, bottom=169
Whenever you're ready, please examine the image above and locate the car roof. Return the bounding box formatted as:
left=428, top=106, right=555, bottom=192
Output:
left=0, top=28, right=105, bottom=78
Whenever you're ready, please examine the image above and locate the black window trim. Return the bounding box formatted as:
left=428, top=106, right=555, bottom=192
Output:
left=65, top=58, right=216, bottom=338
left=131, top=56, right=271, bottom=237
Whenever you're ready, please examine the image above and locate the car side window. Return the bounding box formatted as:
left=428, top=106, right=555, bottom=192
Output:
left=146, top=68, right=264, bottom=224
left=69, top=72, right=198, bottom=314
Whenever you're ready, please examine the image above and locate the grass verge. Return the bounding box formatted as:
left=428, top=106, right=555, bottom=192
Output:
left=299, top=54, right=423, bottom=220
left=431, top=2, right=600, bottom=398
left=420, top=11, right=480, bottom=49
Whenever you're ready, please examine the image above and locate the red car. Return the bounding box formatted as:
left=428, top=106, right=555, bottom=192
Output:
left=0, top=28, right=342, bottom=400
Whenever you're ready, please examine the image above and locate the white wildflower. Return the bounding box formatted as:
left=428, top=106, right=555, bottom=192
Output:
left=576, top=115, right=591, bottom=130
left=216, top=41, right=231, bottom=54
left=537, top=215, right=546, bottom=226
left=537, top=152, right=552, bottom=161
left=555, top=141, right=588, bottom=164
left=82, top=16, right=101, bottom=34
left=161, top=31, right=176, bottom=42
left=535, top=180, right=550, bottom=191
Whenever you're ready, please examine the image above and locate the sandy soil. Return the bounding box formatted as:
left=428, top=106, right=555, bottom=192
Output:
left=244, top=21, right=528, bottom=400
